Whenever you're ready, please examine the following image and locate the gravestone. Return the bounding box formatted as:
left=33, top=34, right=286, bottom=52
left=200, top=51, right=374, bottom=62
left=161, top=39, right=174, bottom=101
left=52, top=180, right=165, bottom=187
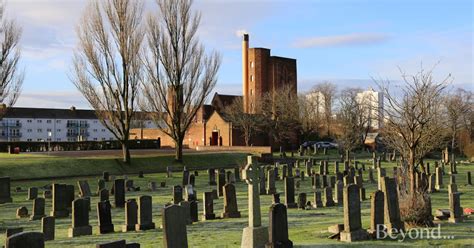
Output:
left=0, top=177, right=12, bottom=203
left=428, top=174, right=436, bottom=193
left=78, top=181, right=92, bottom=198
left=323, top=187, right=335, bottom=207
left=50, top=184, right=69, bottom=217
left=66, top=184, right=75, bottom=211
left=43, top=190, right=52, bottom=199
left=381, top=177, right=404, bottom=234
left=96, top=240, right=126, bottom=248
left=173, top=185, right=184, bottom=204
left=42, top=216, right=55, bottom=241
left=281, top=165, right=287, bottom=180
left=136, top=195, right=155, bottom=230
left=97, top=200, right=114, bottom=234
left=322, top=175, right=328, bottom=188
left=190, top=200, right=198, bottom=223
left=435, top=167, right=443, bottom=190
left=449, top=175, right=456, bottom=185
left=266, top=203, right=293, bottom=248
left=103, top=171, right=109, bottom=182
left=122, top=199, right=138, bottom=232
left=335, top=181, right=343, bottom=206
left=222, top=183, right=241, bottom=218
left=297, top=193, right=307, bottom=209
left=138, top=171, right=144, bottom=178
left=334, top=161, right=339, bottom=174
left=30, top=197, right=46, bottom=220
left=166, top=166, right=173, bottom=178
left=285, top=177, right=297, bottom=208
left=340, top=184, right=368, bottom=242
left=343, top=175, right=354, bottom=186
left=448, top=192, right=463, bottom=223
left=259, top=167, right=266, bottom=195
left=359, top=187, right=366, bottom=201
left=448, top=183, right=457, bottom=195
left=218, top=170, right=226, bottom=197
left=368, top=168, right=375, bottom=183
left=100, top=189, right=109, bottom=202
left=226, top=171, right=232, bottom=184
left=266, top=169, right=277, bottom=195
left=179, top=201, right=192, bottom=225
left=148, top=182, right=157, bottom=191
left=5, top=232, right=45, bottom=248
left=188, top=174, right=196, bottom=187
left=5, top=227, right=23, bottom=238
left=208, top=168, right=217, bottom=185
left=202, top=191, right=216, bottom=220
left=368, top=190, right=384, bottom=237
left=113, top=179, right=125, bottom=208
left=377, top=168, right=386, bottom=190
left=467, top=172, right=472, bottom=185
left=125, top=180, right=134, bottom=191
left=182, top=169, right=190, bottom=186
left=330, top=176, right=336, bottom=188
left=273, top=193, right=281, bottom=204
left=16, top=206, right=29, bottom=218
left=241, top=156, right=268, bottom=248
left=68, top=198, right=92, bottom=237
left=97, top=179, right=106, bottom=195
left=162, top=205, right=188, bottom=248
left=234, top=167, right=241, bottom=182
left=27, top=187, right=38, bottom=200
left=313, top=191, right=323, bottom=208
left=184, top=184, right=196, bottom=202
left=312, top=174, right=321, bottom=189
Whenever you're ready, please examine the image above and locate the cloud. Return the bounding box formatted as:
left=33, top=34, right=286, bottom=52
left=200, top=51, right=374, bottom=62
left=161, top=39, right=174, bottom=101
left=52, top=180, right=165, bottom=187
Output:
left=15, top=91, right=89, bottom=109
left=293, top=33, right=390, bottom=48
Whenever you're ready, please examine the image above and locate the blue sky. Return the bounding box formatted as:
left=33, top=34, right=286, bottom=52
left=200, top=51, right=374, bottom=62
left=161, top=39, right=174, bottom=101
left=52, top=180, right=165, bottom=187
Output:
left=7, top=0, right=473, bottom=108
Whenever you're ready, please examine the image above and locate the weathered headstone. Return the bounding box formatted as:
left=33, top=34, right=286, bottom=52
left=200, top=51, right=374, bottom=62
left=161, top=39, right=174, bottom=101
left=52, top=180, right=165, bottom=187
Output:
left=68, top=198, right=92, bottom=237
left=166, top=166, right=173, bottom=178
left=266, top=203, right=293, bottom=247
left=5, top=227, right=23, bottom=238
left=5, top=231, right=45, bottom=248
left=184, top=184, right=196, bottom=202
left=259, top=167, right=266, bottom=195
left=162, top=205, right=188, bottom=248
left=182, top=168, right=190, bottom=186
left=218, top=169, right=226, bottom=197
left=190, top=200, right=198, bottom=223
left=97, top=179, right=106, bottom=195
left=377, top=168, right=386, bottom=190
left=448, top=192, right=463, bottom=223
left=297, top=193, right=307, bottom=210
left=222, top=183, right=241, bottom=218
left=285, top=177, right=297, bottom=208
left=66, top=184, right=75, bottom=211
left=179, top=201, right=192, bottom=225
left=381, top=177, right=404, bottom=233
left=30, top=197, right=46, bottom=220
left=467, top=172, right=472, bottom=185
left=100, top=188, right=109, bottom=202
left=368, top=190, right=384, bottom=237
left=266, top=169, right=277, bottom=195
left=428, top=174, right=436, bottom=193
left=78, top=181, right=92, bottom=198
left=136, top=195, right=155, bottom=230
left=313, top=191, right=323, bottom=208
left=148, top=182, right=157, bottom=191
left=16, top=206, right=29, bottom=218
left=113, top=179, right=125, bottom=208
left=340, top=184, right=368, bottom=242
left=138, top=171, right=144, bottom=178
left=50, top=184, right=69, bottom=217
left=435, top=167, right=443, bottom=190
left=97, top=200, right=114, bottom=234
left=323, top=187, right=335, bottom=207
left=208, top=168, right=216, bottom=185
left=272, top=193, right=281, bottom=204
left=41, top=216, right=55, bottom=241
left=188, top=174, right=196, bottom=187
left=102, top=171, right=109, bottom=182
left=241, top=156, right=268, bottom=248
left=0, top=177, right=12, bottom=203
left=173, top=185, right=183, bottom=204
left=122, top=199, right=138, bottom=232
left=335, top=180, right=343, bottom=206
left=202, top=191, right=216, bottom=220
left=43, top=190, right=52, bottom=199
left=27, top=187, right=38, bottom=200
left=312, top=174, right=321, bottom=189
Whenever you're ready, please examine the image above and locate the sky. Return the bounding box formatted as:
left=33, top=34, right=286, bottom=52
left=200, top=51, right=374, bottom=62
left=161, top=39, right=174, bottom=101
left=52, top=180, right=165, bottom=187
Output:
left=6, top=0, right=473, bottom=109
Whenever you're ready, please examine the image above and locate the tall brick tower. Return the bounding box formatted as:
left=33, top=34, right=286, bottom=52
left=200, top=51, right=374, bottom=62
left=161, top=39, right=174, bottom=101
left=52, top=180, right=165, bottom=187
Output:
left=242, top=34, right=297, bottom=114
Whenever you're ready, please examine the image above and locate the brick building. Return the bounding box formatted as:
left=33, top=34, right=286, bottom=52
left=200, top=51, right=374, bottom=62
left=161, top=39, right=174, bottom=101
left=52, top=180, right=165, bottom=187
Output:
left=130, top=34, right=297, bottom=148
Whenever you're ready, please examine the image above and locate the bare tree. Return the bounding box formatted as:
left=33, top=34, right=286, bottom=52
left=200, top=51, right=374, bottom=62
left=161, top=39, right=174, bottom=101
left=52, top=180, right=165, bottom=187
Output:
left=311, top=81, right=336, bottom=137
left=71, top=0, right=145, bottom=163
left=444, top=88, right=473, bottom=156
left=142, top=0, right=220, bottom=162
left=223, top=97, right=265, bottom=146
left=261, top=84, right=300, bottom=148
left=298, top=93, right=319, bottom=139
left=0, top=3, right=23, bottom=118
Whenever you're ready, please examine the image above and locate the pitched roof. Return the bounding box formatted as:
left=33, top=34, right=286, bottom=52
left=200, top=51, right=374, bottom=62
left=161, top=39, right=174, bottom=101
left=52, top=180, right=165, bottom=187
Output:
left=211, top=93, right=242, bottom=114
left=3, top=107, right=98, bottom=119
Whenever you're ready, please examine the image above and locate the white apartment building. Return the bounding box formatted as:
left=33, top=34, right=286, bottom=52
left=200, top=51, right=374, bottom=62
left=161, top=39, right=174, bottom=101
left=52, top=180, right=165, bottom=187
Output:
left=306, top=91, right=326, bottom=119
left=0, top=107, right=156, bottom=142
left=356, top=88, right=384, bottom=130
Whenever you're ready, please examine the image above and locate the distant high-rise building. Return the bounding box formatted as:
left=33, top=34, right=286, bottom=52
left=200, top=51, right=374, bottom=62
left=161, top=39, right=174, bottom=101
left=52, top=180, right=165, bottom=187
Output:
left=356, top=88, right=384, bottom=130
left=306, top=91, right=326, bottom=119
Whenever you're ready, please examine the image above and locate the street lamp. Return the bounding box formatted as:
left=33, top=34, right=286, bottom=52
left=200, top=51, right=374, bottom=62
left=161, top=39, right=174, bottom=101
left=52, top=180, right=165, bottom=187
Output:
left=48, top=131, right=52, bottom=156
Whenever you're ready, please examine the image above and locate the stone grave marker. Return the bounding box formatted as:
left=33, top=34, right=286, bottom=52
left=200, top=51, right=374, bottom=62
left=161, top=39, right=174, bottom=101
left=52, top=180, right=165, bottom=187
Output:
left=218, top=169, right=226, bottom=197
left=297, top=193, right=307, bottom=209
left=435, top=167, right=443, bottom=190
left=97, top=179, right=106, bottom=195
left=78, top=181, right=92, bottom=198
left=208, top=168, right=216, bottom=185
left=173, top=185, right=183, bottom=204
left=381, top=177, right=404, bottom=234
left=335, top=180, right=343, bottom=206
left=284, top=177, right=297, bottom=208
left=162, top=205, right=188, bottom=248
left=113, top=179, right=125, bottom=208
left=122, top=199, right=138, bottom=232
left=0, top=177, right=12, bottom=203
left=5, top=232, right=45, bottom=248
left=41, top=216, right=55, bottom=241
left=266, top=169, right=277, bottom=195
left=99, top=189, right=109, bottom=202
left=190, top=200, right=198, bottom=223
left=266, top=203, right=293, bottom=247
left=136, top=195, right=155, bottom=230
left=16, top=206, right=29, bottom=218
left=179, top=201, right=192, bottom=225
left=50, top=184, right=69, bottom=217
left=27, top=187, right=38, bottom=200
left=368, top=190, right=384, bottom=237
left=68, top=198, right=92, bottom=237
left=222, top=183, right=241, bottom=218
left=166, top=166, right=173, bottom=178
left=30, top=197, right=46, bottom=220
left=340, top=184, right=368, bottom=242
left=448, top=192, right=463, bottom=223
left=323, top=187, right=335, bottom=207
left=102, top=171, right=109, bottom=182
left=182, top=168, right=190, bottom=186
left=97, top=200, right=114, bottom=234
left=202, top=191, right=216, bottom=220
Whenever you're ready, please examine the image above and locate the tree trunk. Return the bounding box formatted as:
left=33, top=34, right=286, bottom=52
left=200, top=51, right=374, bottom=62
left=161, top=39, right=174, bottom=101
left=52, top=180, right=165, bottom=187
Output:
left=122, top=142, right=131, bottom=164
left=409, top=148, right=416, bottom=194
left=175, top=138, right=183, bottom=163
left=244, top=129, right=250, bottom=147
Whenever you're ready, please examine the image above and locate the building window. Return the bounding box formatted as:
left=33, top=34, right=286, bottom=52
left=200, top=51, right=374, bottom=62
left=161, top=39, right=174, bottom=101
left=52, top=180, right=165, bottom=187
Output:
left=47, top=138, right=51, bottom=141
left=94, top=120, right=98, bottom=124
left=57, top=129, right=61, bottom=132
left=37, top=120, right=42, bottom=123
left=93, top=129, right=98, bottom=132
left=102, top=138, right=106, bottom=141
left=56, top=138, right=61, bottom=141
left=27, top=120, right=32, bottom=123
left=93, top=138, right=98, bottom=141
left=56, top=120, right=61, bottom=123
left=27, top=129, right=32, bottom=133
left=47, top=128, right=52, bottom=132
left=37, top=129, right=42, bottom=133
left=250, top=89, right=253, bottom=96
left=250, top=61, right=254, bottom=68
left=46, top=120, right=52, bottom=123
left=250, top=75, right=254, bottom=82
left=37, top=139, right=42, bottom=142
left=102, top=129, right=106, bottom=132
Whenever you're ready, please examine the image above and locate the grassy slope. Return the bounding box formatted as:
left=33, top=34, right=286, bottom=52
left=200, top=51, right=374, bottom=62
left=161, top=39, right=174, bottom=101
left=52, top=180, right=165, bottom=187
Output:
left=0, top=152, right=472, bottom=247
left=0, top=152, right=247, bottom=180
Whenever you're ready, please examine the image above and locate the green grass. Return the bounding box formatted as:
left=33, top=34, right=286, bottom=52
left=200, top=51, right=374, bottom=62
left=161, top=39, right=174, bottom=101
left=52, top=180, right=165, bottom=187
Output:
left=0, top=152, right=247, bottom=180
left=0, top=152, right=473, bottom=247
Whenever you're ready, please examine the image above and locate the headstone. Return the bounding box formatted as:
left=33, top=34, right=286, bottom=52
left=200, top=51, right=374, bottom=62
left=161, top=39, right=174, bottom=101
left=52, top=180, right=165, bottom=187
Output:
left=218, top=169, right=226, bottom=197
left=125, top=179, right=134, bottom=191
left=359, top=187, right=366, bottom=201
left=343, top=175, right=354, bottom=186
left=208, top=168, right=216, bottom=185
left=5, top=228, right=23, bottom=238
left=266, top=169, right=277, bottom=195
left=259, top=167, right=266, bottom=195
left=97, top=179, right=106, bottom=195
left=66, top=184, right=75, bottom=210
left=122, top=199, right=138, bottom=232
left=340, top=184, right=368, bottom=242
left=266, top=203, right=293, bottom=247
left=241, top=156, right=268, bottom=248
left=435, top=167, right=443, bottom=190
left=322, top=175, right=328, bottom=188
left=281, top=165, right=287, bottom=180
left=41, top=216, right=55, bottom=241
left=330, top=176, right=336, bottom=188
left=30, top=197, right=46, bottom=220
left=272, top=193, right=280, bottom=204
left=202, top=191, right=216, bottom=220
left=448, top=192, right=463, bottom=223
left=381, top=177, right=404, bottom=233
left=96, top=240, right=126, bottom=248
left=377, top=168, right=386, bottom=190
left=323, top=187, right=335, bottom=207
left=428, top=174, right=436, bottom=193
left=184, top=184, right=196, bottom=202
left=182, top=168, right=190, bottom=186
left=297, top=193, right=307, bottom=209
left=103, top=171, right=109, bottom=182
left=173, top=185, right=183, bottom=204
left=188, top=174, right=196, bottom=187
left=136, top=195, right=155, bottom=230
left=368, top=190, right=384, bottom=237
left=448, top=183, right=457, bottom=195
left=68, top=198, right=92, bottom=237
left=368, top=168, right=375, bottom=183
left=162, top=205, right=188, bottom=248
left=50, top=184, right=69, bottom=217
left=0, top=177, right=12, bottom=203
left=284, top=177, right=297, bottom=208
left=190, top=200, right=198, bottom=223
left=222, top=183, right=241, bottom=218
left=312, top=174, right=321, bottom=189
left=467, top=172, right=472, bottom=185
left=234, top=167, right=241, bottom=182
left=78, top=181, right=92, bottom=198
left=16, top=206, right=29, bottom=218
left=99, top=189, right=109, bottom=202
left=97, top=200, right=114, bottom=234
left=27, top=187, right=38, bottom=200
left=449, top=175, right=456, bottom=185
left=43, top=190, right=52, bottom=199
left=335, top=180, right=343, bottom=205
left=138, top=171, right=144, bottom=178
left=113, top=179, right=125, bottom=208
left=166, top=166, right=173, bottom=178
left=313, top=191, right=323, bottom=208
left=148, top=182, right=157, bottom=191
left=5, top=232, right=45, bottom=248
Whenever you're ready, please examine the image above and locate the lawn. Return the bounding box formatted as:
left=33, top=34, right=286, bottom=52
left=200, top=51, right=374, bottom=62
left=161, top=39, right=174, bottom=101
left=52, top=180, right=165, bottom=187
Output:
left=0, top=151, right=473, bottom=247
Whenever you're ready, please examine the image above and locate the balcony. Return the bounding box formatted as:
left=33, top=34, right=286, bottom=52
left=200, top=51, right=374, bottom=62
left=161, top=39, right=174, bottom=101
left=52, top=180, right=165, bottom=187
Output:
left=0, top=132, right=22, bottom=138
left=66, top=123, right=89, bottom=128
left=67, top=132, right=90, bottom=137
left=0, top=121, right=21, bottom=128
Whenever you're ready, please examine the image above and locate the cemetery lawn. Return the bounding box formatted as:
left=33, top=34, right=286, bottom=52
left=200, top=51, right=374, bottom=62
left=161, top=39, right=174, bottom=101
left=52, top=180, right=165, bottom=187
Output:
left=0, top=152, right=473, bottom=247
left=0, top=151, right=247, bottom=180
